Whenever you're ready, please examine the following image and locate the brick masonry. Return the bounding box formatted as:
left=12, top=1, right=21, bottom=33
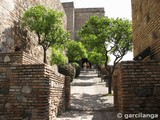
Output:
left=0, top=0, right=67, bottom=64
left=0, top=52, right=71, bottom=119
left=131, top=0, right=160, bottom=58
left=0, top=1, right=71, bottom=119
left=112, top=1, right=160, bottom=119
left=113, top=61, right=160, bottom=118
left=0, top=51, right=42, bottom=65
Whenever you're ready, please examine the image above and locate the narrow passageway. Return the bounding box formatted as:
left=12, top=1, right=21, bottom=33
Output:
left=57, top=70, right=118, bottom=120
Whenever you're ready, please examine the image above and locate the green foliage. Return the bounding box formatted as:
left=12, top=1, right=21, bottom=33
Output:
left=71, top=62, right=81, bottom=78
left=66, top=40, right=87, bottom=62
left=22, top=5, right=69, bottom=63
left=79, top=16, right=133, bottom=94
left=88, top=51, right=106, bottom=65
left=51, top=47, right=68, bottom=65
left=106, top=18, right=133, bottom=57
left=58, top=64, right=76, bottom=82
left=79, top=16, right=132, bottom=65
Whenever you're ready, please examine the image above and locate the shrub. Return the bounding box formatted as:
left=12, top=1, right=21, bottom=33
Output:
left=51, top=48, right=68, bottom=65
left=71, top=62, right=81, bottom=78
left=58, top=64, right=75, bottom=82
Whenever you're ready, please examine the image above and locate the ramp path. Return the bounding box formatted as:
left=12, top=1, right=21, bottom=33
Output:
left=57, top=70, right=118, bottom=120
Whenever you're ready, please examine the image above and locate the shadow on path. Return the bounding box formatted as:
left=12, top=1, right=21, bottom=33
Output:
left=57, top=70, right=118, bottom=120
left=71, top=93, right=113, bottom=110
left=71, top=82, right=96, bottom=86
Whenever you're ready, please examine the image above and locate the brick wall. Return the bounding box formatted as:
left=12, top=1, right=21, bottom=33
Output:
left=0, top=0, right=67, bottom=64
left=0, top=52, right=69, bottom=119
left=44, top=65, right=65, bottom=118
left=114, top=61, right=160, bottom=118
left=0, top=51, right=42, bottom=65
left=150, top=38, right=160, bottom=60
left=131, top=0, right=160, bottom=58
left=113, top=1, right=160, bottom=119
left=0, top=65, right=11, bottom=119
left=0, top=52, right=23, bottom=65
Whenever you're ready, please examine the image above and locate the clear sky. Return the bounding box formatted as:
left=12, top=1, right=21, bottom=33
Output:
left=60, top=0, right=133, bottom=64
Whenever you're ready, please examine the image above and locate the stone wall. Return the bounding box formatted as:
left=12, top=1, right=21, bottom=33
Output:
left=0, top=0, right=67, bottom=64
left=113, top=61, right=160, bottom=118
left=61, top=2, right=105, bottom=40
left=0, top=52, right=68, bottom=119
left=131, top=0, right=160, bottom=58
left=62, top=2, right=75, bottom=40
left=74, top=8, right=105, bottom=40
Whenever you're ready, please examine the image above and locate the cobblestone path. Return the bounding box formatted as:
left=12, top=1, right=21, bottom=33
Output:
left=57, top=70, right=118, bottom=120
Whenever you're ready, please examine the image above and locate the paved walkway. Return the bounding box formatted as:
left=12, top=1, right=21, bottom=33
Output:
left=57, top=70, right=118, bottom=120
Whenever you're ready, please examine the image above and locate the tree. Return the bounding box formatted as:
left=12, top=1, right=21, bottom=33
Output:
left=66, top=40, right=87, bottom=62
left=22, top=5, right=69, bottom=63
left=88, top=51, right=106, bottom=66
left=79, top=16, right=132, bottom=94
left=51, top=47, right=68, bottom=65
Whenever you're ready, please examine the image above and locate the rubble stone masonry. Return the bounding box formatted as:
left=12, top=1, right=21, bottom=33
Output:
left=0, top=0, right=67, bottom=64
left=114, top=61, right=160, bottom=118
left=0, top=51, right=70, bottom=119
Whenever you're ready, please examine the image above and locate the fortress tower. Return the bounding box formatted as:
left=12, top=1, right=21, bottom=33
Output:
left=74, top=8, right=105, bottom=40
left=61, top=2, right=75, bottom=40
left=62, top=2, right=105, bottom=40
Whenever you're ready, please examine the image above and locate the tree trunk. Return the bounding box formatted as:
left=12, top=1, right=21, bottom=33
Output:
left=43, top=48, right=47, bottom=63
left=104, top=48, right=113, bottom=94
left=108, top=76, right=112, bottom=94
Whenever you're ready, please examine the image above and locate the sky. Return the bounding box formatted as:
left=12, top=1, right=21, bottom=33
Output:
left=60, top=0, right=132, bottom=20
left=60, top=0, right=133, bottom=64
